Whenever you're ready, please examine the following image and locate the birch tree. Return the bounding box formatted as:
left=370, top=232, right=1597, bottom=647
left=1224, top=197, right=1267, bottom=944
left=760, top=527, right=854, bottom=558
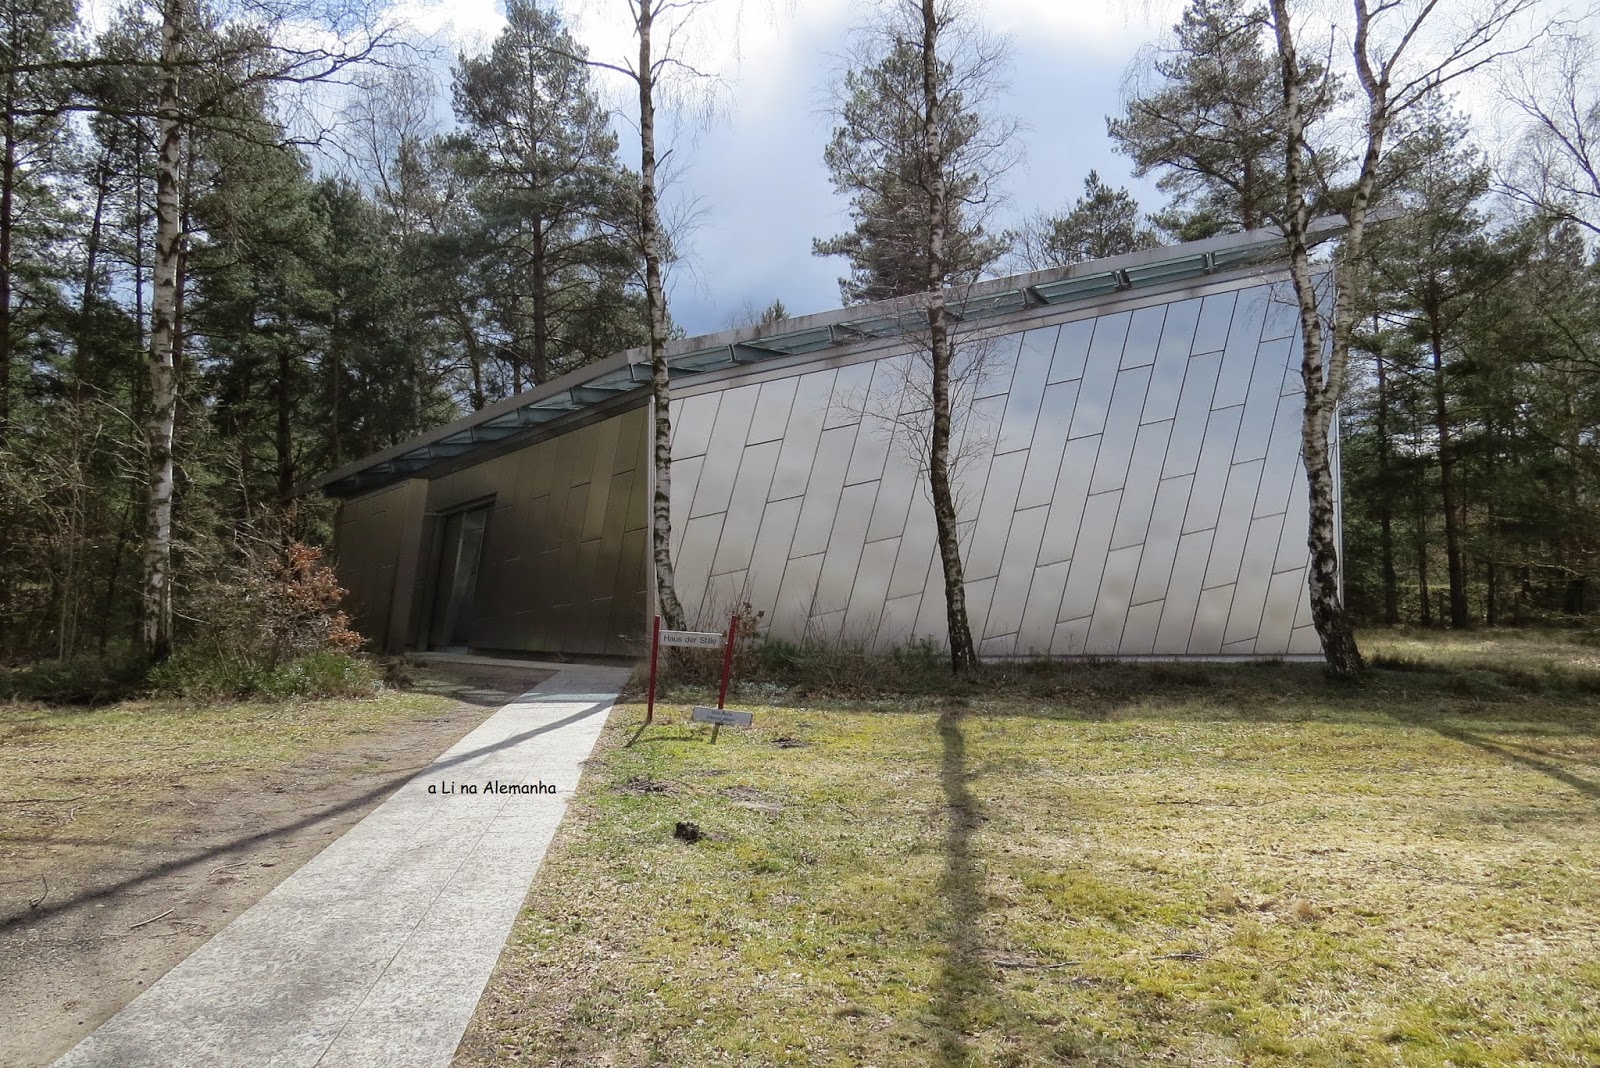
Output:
left=1266, top=0, right=1535, bottom=676
left=1502, top=26, right=1600, bottom=238
left=119, top=0, right=393, bottom=658
left=915, top=0, right=967, bottom=669
left=543, top=0, right=728, bottom=630
left=816, top=0, right=1013, bottom=671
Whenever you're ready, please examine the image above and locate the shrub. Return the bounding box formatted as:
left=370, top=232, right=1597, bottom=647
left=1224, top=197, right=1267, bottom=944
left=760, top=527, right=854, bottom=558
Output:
left=657, top=600, right=766, bottom=690
left=1, top=648, right=147, bottom=704
left=183, top=535, right=362, bottom=668
left=146, top=648, right=379, bottom=699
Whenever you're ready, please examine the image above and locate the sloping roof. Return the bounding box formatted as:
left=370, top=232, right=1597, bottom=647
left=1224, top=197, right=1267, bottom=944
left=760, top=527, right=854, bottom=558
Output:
left=314, top=218, right=1343, bottom=499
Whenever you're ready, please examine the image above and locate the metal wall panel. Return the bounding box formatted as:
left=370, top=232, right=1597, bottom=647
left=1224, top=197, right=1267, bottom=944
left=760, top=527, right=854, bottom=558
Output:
left=985, top=504, right=1049, bottom=643
left=1162, top=351, right=1222, bottom=479
left=1143, top=299, right=1201, bottom=423
left=1018, top=560, right=1069, bottom=654
left=966, top=450, right=1028, bottom=581
left=347, top=274, right=1329, bottom=660
left=1090, top=366, right=1154, bottom=494
left=417, top=405, right=650, bottom=657
left=666, top=274, right=1330, bottom=658
left=825, top=362, right=873, bottom=428
left=1112, top=420, right=1172, bottom=550
left=1037, top=436, right=1099, bottom=566
left=331, top=478, right=428, bottom=652
left=1121, top=306, right=1166, bottom=369
left=770, top=370, right=835, bottom=501
left=1048, top=319, right=1092, bottom=382
left=1069, top=312, right=1130, bottom=438
left=1017, top=380, right=1079, bottom=510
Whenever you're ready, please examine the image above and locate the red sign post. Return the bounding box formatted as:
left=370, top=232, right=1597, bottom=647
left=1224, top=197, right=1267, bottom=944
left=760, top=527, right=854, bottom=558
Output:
left=643, top=614, right=743, bottom=734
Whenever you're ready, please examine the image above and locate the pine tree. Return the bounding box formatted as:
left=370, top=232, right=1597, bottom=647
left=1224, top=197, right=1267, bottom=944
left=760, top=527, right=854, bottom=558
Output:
left=452, top=0, right=645, bottom=392
left=813, top=24, right=1013, bottom=304
left=0, top=0, right=79, bottom=437
left=1366, top=99, right=1510, bottom=628
left=1016, top=170, right=1157, bottom=269
left=1108, top=0, right=1328, bottom=240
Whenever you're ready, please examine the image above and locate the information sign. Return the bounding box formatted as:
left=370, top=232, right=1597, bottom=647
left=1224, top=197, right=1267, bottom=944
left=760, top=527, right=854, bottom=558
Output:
left=659, top=629, right=726, bottom=649
left=691, top=706, right=754, bottom=727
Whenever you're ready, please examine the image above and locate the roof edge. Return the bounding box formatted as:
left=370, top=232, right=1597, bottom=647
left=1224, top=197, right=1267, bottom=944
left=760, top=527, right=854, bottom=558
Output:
left=309, top=216, right=1349, bottom=498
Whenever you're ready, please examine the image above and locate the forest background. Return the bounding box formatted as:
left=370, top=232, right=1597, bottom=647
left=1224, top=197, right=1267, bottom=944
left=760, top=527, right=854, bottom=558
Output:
left=2, top=0, right=1598, bottom=690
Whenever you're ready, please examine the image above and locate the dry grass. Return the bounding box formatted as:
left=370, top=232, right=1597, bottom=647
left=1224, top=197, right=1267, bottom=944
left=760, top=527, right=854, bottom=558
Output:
left=459, top=631, right=1600, bottom=1067
left=0, top=690, right=458, bottom=845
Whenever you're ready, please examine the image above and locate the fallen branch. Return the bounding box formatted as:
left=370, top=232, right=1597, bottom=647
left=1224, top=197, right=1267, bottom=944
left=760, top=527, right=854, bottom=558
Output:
left=128, top=908, right=174, bottom=930
left=1, top=795, right=85, bottom=804
left=1152, top=951, right=1210, bottom=962
left=990, top=957, right=1080, bottom=970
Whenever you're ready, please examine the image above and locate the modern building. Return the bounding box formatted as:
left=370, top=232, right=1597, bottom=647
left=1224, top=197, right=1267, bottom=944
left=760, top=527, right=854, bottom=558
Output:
left=315, top=223, right=1340, bottom=661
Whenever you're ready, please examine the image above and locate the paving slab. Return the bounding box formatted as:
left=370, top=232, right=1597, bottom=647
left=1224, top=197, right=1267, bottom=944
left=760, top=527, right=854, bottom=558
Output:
left=52, top=666, right=629, bottom=1068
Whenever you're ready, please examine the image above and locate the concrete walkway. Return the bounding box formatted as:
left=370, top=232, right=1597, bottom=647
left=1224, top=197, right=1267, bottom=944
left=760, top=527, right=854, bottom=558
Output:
left=53, top=666, right=629, bottom=1068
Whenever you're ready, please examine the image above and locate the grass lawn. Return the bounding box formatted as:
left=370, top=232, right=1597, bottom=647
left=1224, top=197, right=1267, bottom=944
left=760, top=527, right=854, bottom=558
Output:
left=0, top=689, right=460, bottom=844
left=458, top=632, right=1600, bottom=1067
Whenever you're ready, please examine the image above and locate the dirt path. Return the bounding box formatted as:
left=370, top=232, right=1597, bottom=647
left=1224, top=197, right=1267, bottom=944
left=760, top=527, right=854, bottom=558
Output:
left=0, top=665, right=550, bottom=1068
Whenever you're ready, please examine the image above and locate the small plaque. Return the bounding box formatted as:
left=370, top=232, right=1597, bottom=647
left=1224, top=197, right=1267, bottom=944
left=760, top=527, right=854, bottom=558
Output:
left=660, top=629, right=726, bottom=649
left=691, top=706, right=754, bottom=727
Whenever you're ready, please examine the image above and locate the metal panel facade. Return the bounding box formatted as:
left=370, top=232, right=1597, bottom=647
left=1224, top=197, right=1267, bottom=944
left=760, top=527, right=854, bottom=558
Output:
left=417, top=406, right=651, bottom=657
left=668, top=276, right=1324, bottom=657
left=332, top=478, right=429, bottom=652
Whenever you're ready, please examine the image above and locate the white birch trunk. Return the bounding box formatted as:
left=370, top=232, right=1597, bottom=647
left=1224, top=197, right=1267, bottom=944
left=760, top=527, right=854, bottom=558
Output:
left=142, top=0, right=183, bottom=660
left=918, top=0, right=977, bottom=671
left=637, top=0, right=686, bottom=630
left=1270, top=0, right=1365, bottom=677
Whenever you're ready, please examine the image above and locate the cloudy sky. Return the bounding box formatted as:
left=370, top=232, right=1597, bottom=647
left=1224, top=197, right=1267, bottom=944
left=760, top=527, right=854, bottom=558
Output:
left=398, top=0, right=1187, bottom=335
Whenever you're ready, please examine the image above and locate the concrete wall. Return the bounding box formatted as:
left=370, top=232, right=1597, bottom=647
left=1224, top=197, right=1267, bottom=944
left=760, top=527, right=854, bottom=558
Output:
left=667, top=273, right=1328, bottom=657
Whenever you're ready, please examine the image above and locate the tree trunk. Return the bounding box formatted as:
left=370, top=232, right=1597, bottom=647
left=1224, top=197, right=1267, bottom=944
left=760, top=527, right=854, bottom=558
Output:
left=76, top=155, right=110, bottom=400
left=0, top=55, right=15, bottom=440
left=1374, top=351, right=1398, bottom=624
left=277, top=334, right=294, bottom=502
left=1485, top=557, right=1497, bottom=627
left=142, top=0, right=183, bottom=661
left=919, top=0, right=976, bottom=672
left=56, top=161, right=112, bottom=660
left=1270, top=0, right=1364, bottom=677
left=531, top=215, right=549, bottom=386
left=1412, top=394, right=1432, bottom=626
left=1428, top=318, right=1468, bottom=627
left=1484, top=413, right=1498, bottom=626
left=330, top=305, right=342, bottom=467
left=638, top=0, right=686, bottom=630
left=453, top=303, right=486, bottom=412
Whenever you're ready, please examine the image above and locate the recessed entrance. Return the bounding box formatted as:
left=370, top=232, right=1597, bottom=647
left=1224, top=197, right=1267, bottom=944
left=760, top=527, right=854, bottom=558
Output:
left=428, top=504, right=491, bottom=649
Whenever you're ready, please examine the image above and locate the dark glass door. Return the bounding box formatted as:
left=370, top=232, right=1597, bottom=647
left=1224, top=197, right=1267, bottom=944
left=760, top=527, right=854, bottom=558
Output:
left=428, top=505, right=489, bottom=649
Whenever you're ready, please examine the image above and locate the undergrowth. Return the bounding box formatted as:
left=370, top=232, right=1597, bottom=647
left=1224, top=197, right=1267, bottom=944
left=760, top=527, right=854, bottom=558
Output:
left=644, top=625, right=1600, bottom=706
left=3, top=649, right=380, bottom=704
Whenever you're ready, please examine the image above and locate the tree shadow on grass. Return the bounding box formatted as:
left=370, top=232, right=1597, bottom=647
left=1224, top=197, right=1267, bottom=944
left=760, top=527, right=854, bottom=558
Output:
left=1416, top=719, right=1600, bottom=801
left=0, top=698, right=611, bottom=931
left=930, top=707, right=988, bottom=1067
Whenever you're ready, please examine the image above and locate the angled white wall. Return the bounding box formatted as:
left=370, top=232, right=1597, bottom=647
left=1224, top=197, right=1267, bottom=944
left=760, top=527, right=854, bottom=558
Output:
left=668, top=274, right=1327, bottom=658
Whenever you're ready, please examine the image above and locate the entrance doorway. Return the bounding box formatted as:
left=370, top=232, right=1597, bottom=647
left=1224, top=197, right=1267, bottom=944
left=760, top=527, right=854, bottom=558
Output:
left=428, top=504, right=490, bottom=649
